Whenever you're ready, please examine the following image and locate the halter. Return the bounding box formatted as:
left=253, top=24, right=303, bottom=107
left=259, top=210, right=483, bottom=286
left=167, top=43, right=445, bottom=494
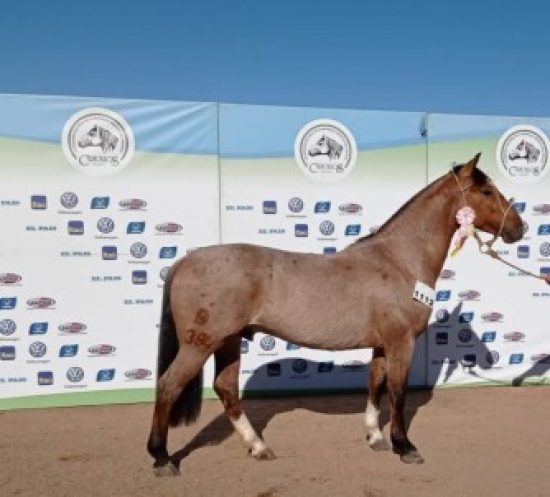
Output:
left=451, top=167, right=548, bottom=282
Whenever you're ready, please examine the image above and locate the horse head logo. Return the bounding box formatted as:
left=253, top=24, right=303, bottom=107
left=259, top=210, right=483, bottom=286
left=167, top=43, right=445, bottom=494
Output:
left=307, top=135, right=343, bottom=160
left=508, top=139, right=541, bottom=163
left=78, top=125, right=119, bottom=153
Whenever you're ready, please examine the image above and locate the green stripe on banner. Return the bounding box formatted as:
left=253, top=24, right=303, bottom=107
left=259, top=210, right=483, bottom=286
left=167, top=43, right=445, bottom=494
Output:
left=1, top=380, right=548, bottom=410
left=0, top=388, right=217, bottom=410
left=0, top=389, right=155, bottom=410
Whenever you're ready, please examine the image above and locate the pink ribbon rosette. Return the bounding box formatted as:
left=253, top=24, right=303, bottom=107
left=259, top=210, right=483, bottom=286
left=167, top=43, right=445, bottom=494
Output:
left=451, top=206, right=475, bottom=257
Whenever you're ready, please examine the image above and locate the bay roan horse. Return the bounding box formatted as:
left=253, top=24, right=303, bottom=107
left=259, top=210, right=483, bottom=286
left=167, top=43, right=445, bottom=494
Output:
left=147, top=153, right=523, bottom=475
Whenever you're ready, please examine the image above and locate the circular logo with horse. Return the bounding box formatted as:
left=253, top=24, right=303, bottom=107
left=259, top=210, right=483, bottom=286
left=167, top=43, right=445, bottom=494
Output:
left=294, top=119, right=357, bottom=183
left=496, top=125, right=550, bottom=184
left=62, top=107, right=135, bottom=176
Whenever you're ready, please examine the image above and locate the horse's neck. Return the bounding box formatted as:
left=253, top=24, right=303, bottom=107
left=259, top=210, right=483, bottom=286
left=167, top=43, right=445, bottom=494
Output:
left=376, top=175, right=460, bottom=286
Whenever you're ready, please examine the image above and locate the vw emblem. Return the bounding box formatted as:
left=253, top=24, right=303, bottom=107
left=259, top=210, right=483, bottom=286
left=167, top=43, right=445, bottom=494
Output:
left=288, top=197, right=304, bottom=213
left=29, top=341, right=47, bottom=358
left=60, top=192, right=79, bottom=209
left=0, top=319, right=16, bottom=336
left=540, top=242, right=550, bottom=257
left=436, top=309, right=450, bottom=323
left=260, top=335, right=276, bottom=351
left=319, top=220, right=335, bottom=236
left=486, top=350, right=500, bottom=366
left=458, top=329, right=472, bottom=343
left=159, top=266, right=170, bottom=281
left=292, top=359, right=308, bottom=374
left=130, top=242, right=148, bottom=259
left=97, top=217, right=115, bottom=234
left=66, top=367, right=85, bottom=383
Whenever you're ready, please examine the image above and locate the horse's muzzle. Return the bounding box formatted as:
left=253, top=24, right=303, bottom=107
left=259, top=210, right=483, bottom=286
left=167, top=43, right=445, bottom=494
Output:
left=501, top=226, right=524, bottom=244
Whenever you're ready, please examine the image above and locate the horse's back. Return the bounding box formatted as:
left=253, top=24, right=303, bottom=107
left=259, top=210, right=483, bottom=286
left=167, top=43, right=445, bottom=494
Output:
left=168, top=241, right=429, bottom=349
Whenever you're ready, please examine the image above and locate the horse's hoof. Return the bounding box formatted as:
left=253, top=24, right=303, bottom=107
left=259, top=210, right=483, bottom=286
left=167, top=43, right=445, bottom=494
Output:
left=400, top=450, right=424, bottom=464
left=369, top=438, right=391, bottom=451
left=153, top=461, right=180, bottom=477
left=250, top=447, right=277, bottom=461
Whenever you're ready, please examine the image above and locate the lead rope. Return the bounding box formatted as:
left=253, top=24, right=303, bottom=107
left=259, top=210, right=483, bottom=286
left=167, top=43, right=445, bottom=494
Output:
left=472, top=230, right=546, bottom=280
left=450, top=167, right=548, bottom=283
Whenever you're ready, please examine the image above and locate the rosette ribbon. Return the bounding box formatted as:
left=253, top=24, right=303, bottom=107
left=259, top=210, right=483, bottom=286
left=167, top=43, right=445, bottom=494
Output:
left=451, top=206, right=475, bottom=257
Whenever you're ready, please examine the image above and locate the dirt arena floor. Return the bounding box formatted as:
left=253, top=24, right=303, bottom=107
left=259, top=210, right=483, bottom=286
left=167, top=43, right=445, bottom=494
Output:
left=1, top=386, right=549, bottom=497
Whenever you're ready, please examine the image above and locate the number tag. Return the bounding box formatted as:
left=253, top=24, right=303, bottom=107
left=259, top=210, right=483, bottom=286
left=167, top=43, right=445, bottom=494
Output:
left=413, top=280, right=434, bottom=308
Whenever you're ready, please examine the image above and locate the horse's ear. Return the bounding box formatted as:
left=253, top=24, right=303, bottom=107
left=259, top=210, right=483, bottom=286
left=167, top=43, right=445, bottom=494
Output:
left=458, top=152, right=481, bottom=178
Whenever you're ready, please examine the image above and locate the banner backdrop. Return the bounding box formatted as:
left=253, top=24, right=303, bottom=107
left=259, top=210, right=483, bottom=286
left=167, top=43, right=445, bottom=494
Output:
left=427, top=113, right=550, bottom=387
left=0, top=95, right=219, bottom=408
left=219, top=104, right=428, bottom=391
left=1, top=95, right=549, bottom=410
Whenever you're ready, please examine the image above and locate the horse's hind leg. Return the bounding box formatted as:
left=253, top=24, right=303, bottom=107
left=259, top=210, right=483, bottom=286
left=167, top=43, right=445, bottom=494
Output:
left=147, top=348, right=207, bottom=476
left=214, top=336, right=275, bottom=460
left=365, top=346, right=390, bottom=451
left=385, top=336, right=424, bottom=464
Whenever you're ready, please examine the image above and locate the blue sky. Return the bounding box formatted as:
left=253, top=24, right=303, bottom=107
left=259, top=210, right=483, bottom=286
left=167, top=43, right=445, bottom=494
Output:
left=1, top=0, right=549, bottom=117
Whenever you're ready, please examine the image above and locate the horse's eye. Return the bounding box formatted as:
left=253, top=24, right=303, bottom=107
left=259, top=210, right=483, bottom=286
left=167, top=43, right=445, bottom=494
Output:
left=481, top=190, right=492, bottom=196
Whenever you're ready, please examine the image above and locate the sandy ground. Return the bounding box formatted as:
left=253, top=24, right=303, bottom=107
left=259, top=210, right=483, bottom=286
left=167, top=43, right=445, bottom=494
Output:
left=1, top=387, right=549, bottom=497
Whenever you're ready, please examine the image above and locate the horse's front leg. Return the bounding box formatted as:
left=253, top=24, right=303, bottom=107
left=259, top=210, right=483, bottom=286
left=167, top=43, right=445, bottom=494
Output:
left=364, top=346, right=390, bottom=451
left=385, top=336, right=424, bottom=464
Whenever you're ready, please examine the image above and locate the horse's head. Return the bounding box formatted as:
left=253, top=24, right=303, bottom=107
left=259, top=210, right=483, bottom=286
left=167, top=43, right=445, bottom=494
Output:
left=453, top=153, right=523, bottom=244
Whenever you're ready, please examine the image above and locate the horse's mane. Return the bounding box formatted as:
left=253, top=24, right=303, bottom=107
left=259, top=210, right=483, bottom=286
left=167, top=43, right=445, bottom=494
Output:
left=352, top=164, right=488, bottom=245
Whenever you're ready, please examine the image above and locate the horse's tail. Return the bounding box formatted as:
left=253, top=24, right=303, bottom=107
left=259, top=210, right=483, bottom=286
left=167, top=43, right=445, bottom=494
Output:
left=157, top=267, right=203, bottom=427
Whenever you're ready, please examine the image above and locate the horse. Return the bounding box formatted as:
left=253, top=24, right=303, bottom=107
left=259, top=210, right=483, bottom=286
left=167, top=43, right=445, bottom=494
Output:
left=78, top=125, right=119, bottom=153
left=146, top=153, right=524, bottom=475
left=508, top=139, right=540, bottom=163
left=308, top=135, right=343, bottom=160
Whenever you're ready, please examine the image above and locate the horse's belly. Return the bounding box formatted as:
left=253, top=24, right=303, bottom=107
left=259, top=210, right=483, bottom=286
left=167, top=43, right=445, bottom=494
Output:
left=254, top=304, right=377, bottom=351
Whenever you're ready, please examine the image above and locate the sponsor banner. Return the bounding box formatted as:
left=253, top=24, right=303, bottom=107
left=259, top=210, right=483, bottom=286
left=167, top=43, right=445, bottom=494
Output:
left=219, top=104, right=428, bottom=387
left=0, top=94, right=218, bottom=403
left=427, top=114, right=550, bottom=386
left=2, top=97, right=550, bottom=407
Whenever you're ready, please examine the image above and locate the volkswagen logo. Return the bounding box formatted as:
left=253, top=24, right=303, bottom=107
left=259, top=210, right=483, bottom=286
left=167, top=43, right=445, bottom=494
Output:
left=66, top=367, right=85, bottom=383
left=288, top=197, right=304, bottom=213
left=319, top=220, right=335, bottom=236
left=292, top=358, right=308, bottom=374
left=486, top=350, right=500, bottom=366
left=260, top=335, right=276, bottom=351
left=458, top=329, right=472, bottom=343
left=159, top=266, right=170, bottom=282
left=0, top=319, right=16, bottom=336
left=29, top=341, right=47, bottom=358
left=97, top=217, right=115, bottom=234
left=60, top=192, right=79, bottom=209
left=130, top=242, right=148, bottom=259
left=436, top=309, right=450, bottom=323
